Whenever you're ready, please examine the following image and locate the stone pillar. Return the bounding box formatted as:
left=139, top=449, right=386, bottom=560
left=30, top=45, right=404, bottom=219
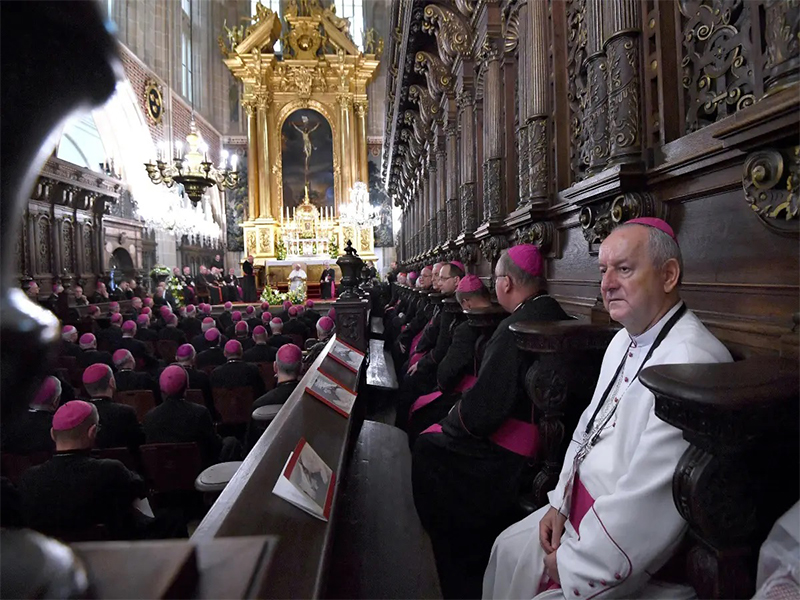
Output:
left=245, top=102, right=259, bottom=220
left=527, top=0, right=551, bottom=206
left=604, top=0, right=643, bottom=165
left=584, top=0, right=609, bottom=173
left=458, top=89, right=477, bottom=235
left=481, top=40, right=504, bottom=223
left=445, top=122, right=459, bottom=242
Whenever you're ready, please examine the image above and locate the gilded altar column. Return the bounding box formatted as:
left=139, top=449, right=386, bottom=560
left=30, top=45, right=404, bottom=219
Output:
left=256, top=92, right=273, bottom=219
left=527, top=0, right=551, bottom=206
left=337, top=93, right=352, bottom=210
left=355, top=100, right=369, bottom=184
left=584, top=0, right=610, bottom=173
left=603, top=0, right=643, bottom=165
left=245, top=102, right=260, bottom=220
left=445, top=121, right=459, bottom=243
left=458, top=89, right=477, bottom=236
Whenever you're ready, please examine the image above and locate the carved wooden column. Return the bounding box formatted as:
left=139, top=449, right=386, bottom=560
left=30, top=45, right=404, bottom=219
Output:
left=603, top=0, right=643, bottom=165
left=445, top=120, right=459, bottom=243
left=763, top=0, right=800, bottom=96
left=244, top=102, right=260, bottom=220
left=481, top=39, right=504, bottom=224
left=436, top=138, right=447, bottom=250
left=515, top=0, right=530, bottom=207
left=458, top=89, right=477, bottom=235
left=527, top=0, right=550, bottom=206
left=584, top=0, right=609, bottom=173
left=428, top=153, right=438, bottom=251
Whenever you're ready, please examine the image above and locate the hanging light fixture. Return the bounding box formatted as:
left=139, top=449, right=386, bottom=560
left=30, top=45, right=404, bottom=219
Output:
left=143, top=0, right=238, bottom=203
left=341, top=182, right=379, bottom=228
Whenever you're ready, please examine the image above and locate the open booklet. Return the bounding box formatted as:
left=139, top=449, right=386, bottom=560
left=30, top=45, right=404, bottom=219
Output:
left=327, top=338, right=365, bottom=372
left=272, top=438, right=336, bottom=522
left=305, top=369, right=356, bottom=417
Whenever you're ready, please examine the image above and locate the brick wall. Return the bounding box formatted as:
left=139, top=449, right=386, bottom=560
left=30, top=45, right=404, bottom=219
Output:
left=120, top=44, right=166, bottom=149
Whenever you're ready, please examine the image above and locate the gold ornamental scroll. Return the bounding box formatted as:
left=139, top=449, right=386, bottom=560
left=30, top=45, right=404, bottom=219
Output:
left=219, top=1, right=380, bottom=260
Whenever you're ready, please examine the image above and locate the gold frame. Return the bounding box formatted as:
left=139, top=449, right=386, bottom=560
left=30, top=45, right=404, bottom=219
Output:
left=144, top=79, right=163, bottom=125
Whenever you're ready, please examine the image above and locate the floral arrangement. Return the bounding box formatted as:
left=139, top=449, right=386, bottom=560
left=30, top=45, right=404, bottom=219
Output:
left=149, top=264, right=171, bottom=278
left=276, top=238, right=287, bottom=260
left=165, top=275, right=185, bottom=308
left=329, top=234, right=339, bottom=259
left=259, top=282, right=307, bottom=305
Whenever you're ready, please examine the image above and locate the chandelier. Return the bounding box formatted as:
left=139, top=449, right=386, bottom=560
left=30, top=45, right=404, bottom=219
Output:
left=144, top=120, right=238, bottom=203
left=143, top=0, right=237, bottom=204
left=340, top=182, right=379, bottom=228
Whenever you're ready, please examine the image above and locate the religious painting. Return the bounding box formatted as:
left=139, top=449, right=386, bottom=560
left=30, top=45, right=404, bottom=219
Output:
left=281, top=108, right=335, bottom=212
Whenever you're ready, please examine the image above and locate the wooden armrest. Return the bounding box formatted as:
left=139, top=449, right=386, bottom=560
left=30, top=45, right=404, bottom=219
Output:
left=642, top=356, right=799, bottom=445
left=442, top=296, right=460, bottom=314
left=509, top=320, right=619, bottom=353
left=465, top=305, right=507, bottom=328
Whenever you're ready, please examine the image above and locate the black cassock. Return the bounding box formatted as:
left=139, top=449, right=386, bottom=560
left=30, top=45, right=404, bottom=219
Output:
left=241, top=260, right=257, bottom=302
left=411, top=293, right=571, bottom=599
left=319, top=268, right=335, bottom=299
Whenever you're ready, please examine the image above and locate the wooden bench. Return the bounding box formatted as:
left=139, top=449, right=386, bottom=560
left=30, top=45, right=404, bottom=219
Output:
left=327, top=420, right=441, bottom=599
left=190, top=333, right=441, bottom=598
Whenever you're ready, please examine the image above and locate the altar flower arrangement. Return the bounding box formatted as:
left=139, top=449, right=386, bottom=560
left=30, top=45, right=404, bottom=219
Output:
left=286, top=283, right=306, bottom=304
left=165, top=275, right=185, bottom=308
left=276, top=239, right=287, bottom=260
left=259, top=282, right=307, bottom=305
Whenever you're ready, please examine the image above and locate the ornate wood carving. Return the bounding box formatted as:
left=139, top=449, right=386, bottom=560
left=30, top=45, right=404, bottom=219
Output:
left=479, top=233, right=509, bottom=264
left=458, top=242, right=479, bottom=266
left=36, top=216, right=51, bottom=274
left=460, top=182, right=477, bottom=234
left=606, top=37, right=642, bottom=162
left=566, top=0, right=589, bottom=183
left=742, top=145, right=799, bottom=236
left=415, top=51, right=454, bottom=102
left=644, top=357, right=799, bottom=599
left=513, top=221, right=555, bottom=253
left=679, top=0, right=756, bottom=134
left=422, top=4, right=474, bottom=66
left=62, top=219, right=75, bottom=274
left=763, top=0, right=800, bottom=95
left=510, top=321, right=618, bottom=509
left=408, top=84, right=440, bottom=126
left=518, top=123, right=530, bottom=207
left=482, top=157, right=503, bottom=222
left=579, top=192, right=665, bottom=253
left=528, top=117, right=549, bottom=204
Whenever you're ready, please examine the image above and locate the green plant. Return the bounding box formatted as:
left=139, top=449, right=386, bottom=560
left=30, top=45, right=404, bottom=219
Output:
left=329, top=234, right=339, bottom=259
left=149, top=264, right=171, bottom=278
left=260, top=285, right=284, bottom=305
left=276, top=238, right=287, bottom=260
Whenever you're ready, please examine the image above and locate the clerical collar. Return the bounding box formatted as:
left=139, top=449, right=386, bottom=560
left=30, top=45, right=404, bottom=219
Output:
left=628, top=300, right=684, bottom=348
left=513, top=290, right=547, bottom=313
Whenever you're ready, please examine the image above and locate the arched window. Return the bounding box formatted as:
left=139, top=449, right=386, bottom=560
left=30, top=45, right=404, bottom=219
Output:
left=55, top=113, right=108, bottom=172
left=335, top=0, right=364, bottom=50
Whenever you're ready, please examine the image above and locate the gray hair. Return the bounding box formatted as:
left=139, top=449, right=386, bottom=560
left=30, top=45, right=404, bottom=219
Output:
left=496, top=251, right=545, bottom=291
left=53, top=404, right=99, bottom=443
left=276, top=356, right=301, bottom=378
left=617, top=223, right=683, bottom=285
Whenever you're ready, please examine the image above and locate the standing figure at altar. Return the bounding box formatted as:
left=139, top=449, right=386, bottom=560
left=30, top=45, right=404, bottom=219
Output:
left=289, top=263, right=307, bottom=293
left=320, top=261, right=336, bottom=299
left=241, top=255, right=257, bottom=302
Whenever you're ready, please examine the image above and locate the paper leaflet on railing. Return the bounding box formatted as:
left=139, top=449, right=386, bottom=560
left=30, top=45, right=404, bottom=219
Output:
left=327, top=338, right=365, bottom=372
left=305, top=369, right=356, bottom=418
left=272, top=438, right=335, bottom=522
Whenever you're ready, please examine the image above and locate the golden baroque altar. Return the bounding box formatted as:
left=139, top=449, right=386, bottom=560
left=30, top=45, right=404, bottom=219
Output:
left=219, top=0, right=380, bottom=261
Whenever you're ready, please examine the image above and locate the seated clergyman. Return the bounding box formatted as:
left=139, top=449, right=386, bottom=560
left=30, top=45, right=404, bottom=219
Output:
left=483, top=218, right=733, bottom=599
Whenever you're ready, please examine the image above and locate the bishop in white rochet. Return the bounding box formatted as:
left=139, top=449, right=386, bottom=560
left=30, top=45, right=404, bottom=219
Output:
left=483, top=218, right=733, bottom=600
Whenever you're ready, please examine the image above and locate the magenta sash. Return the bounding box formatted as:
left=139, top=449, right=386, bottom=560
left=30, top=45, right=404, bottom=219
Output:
left=409, top=321, right=429, bottom=355
left=569, top=474, right=594, bottom=534
left=409, top=374, right=478, bottom=417
left=409, top=350, right=427, bottom=367
left=420, top=416, right=539, bottom=458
